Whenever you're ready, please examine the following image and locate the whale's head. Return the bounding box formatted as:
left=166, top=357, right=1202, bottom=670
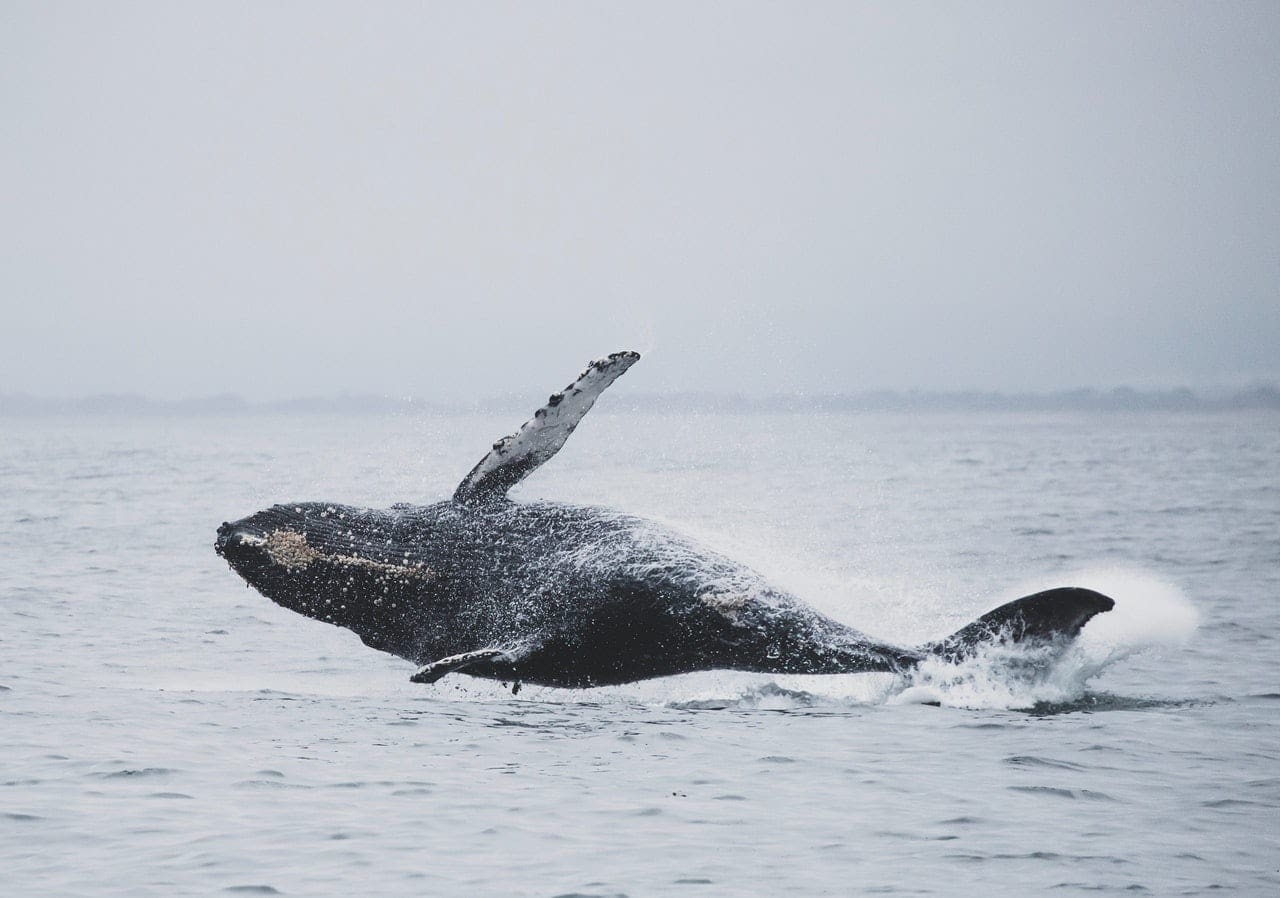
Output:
left=215, top=503, right=439, bottom=655
left=215, top=505, right=321, bottom=588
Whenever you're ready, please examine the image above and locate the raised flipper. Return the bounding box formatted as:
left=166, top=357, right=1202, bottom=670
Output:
left=921, top=586, right=1114, bottom=663
left=453, top=351, right=641, bottom=505
left=410, top=648, right=508, bottom=684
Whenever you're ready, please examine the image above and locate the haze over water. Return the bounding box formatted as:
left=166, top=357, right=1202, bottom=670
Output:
left=4, top=2, right=1279, bottom=400
left=2, top=409, right=1277, bottom=895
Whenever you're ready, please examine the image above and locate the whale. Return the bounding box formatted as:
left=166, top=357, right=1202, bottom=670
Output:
left=215, top=351, right=1114, bottom=691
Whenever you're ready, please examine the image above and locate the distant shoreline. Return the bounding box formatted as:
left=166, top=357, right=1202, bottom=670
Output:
left=2, top=386, right=1278, bottom=416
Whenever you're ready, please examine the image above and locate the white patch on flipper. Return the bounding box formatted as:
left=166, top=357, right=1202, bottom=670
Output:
left=454, top=351, right=641, bottom=503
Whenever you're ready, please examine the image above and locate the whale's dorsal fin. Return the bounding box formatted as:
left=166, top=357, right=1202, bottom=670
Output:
left=453, top=351, right=641, bottom=505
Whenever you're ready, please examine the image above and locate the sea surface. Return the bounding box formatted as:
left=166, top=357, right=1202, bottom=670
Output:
left=2, top=410, right=1277, bottom=896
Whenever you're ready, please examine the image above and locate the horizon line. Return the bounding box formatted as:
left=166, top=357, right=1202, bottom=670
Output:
left=2, top=383, right=1278, bottom=416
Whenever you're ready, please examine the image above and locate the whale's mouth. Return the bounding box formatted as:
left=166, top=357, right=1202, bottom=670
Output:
left=214, top=503, right=315, bottom=569
left=214, top=520, right=274, bottom=569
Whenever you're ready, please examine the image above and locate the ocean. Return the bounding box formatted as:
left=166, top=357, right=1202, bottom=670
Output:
left=2, top=410, right=1277, bottom=895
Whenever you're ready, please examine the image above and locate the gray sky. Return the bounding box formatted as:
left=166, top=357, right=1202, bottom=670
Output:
left=2, top=2, right=1277, bottom=400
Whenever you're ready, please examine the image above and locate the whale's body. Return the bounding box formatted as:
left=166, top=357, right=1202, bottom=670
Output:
left=216, top=499, right=931, bottom=687
left=216, top=352, right=1114, bottom=689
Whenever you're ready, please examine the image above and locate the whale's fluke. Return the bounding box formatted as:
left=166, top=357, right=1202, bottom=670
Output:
left=921, top=587, right=1115, bottom=662
left=453, top=351, right=641, bottom=505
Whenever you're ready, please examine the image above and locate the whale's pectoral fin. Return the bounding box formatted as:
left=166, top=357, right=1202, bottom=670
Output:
left=411, top=648, right=507, bottom=684
left=921, top=586, right=1115, bottom=663
left=453, top=351, right=641, bottom=505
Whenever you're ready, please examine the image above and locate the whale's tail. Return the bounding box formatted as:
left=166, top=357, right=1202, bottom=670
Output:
left=918, top=586, right=1114, bottom=663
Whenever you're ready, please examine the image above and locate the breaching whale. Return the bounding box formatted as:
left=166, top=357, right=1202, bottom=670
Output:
left=215, top=351, right=1114, bottom=691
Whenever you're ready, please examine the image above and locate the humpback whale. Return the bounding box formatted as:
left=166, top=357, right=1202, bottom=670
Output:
left=215, top=351, right=1114, bottom=690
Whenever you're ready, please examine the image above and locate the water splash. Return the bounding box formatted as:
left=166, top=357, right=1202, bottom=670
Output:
left=893, top=568, right=1199, bottom=710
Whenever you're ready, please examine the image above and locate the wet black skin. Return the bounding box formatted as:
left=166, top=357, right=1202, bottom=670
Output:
left=214, top=499, right=929, bottom=688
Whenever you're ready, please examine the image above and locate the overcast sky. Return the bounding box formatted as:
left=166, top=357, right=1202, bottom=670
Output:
left=2, top=2, right=1277, bottom=400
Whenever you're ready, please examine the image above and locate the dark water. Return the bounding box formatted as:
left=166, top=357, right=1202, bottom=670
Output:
left=2, top=412, right=1277, bottom=895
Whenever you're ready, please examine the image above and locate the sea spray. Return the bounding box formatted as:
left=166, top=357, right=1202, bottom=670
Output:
left=893, top=568, right=1198, bottom=710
